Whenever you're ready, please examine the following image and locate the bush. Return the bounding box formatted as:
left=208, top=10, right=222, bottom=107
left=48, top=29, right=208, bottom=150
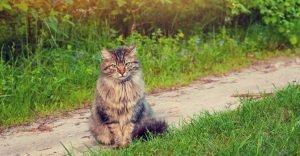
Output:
left=228, top=0, right=300, bottom=46
left=1, top=0, right=299, bottom=56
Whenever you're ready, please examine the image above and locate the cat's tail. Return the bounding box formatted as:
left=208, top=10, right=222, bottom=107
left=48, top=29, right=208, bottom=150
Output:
left=132, top=118, right=168, bottom=140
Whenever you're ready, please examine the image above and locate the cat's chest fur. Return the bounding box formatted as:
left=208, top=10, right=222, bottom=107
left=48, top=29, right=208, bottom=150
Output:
left=97, top=76, right=144, bottom=111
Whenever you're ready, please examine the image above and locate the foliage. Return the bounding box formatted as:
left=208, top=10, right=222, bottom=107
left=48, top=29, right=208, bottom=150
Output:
left=1, top=24, right=299, bottom=127
left=0, top=0, right=11, bottom=11
left=253, top=0, right=300, bottom=45
left=90, top=85, right=300, bottom=155
left=1, top=0, right=300, bottom=57
left=0, top=0, right=231, bottom=60
left=227, top=0, right=300, bottom=46
left=0, top=0, right=227, bottom=40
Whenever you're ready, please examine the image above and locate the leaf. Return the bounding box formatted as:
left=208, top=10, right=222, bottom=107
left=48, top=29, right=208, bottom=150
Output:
left=111, top=10, right=120, bottom=15
left=263, top=17, right=271, bottom=24
left=14, top=1, right=29, bottom=12
left=289, top=35, right=298, bottom=45
left=278, top=26, right=285, bottom=33
left=116, top=0, right=126, bottom=7
left=67, top=45, right=72, bottom=50
left=160, top=0, right=172, bottom=4
left=177, top=32, right=184, bottom=38
left=270, top=17, right=277, bottom=24
left=0, top=1, right=11, bottom=11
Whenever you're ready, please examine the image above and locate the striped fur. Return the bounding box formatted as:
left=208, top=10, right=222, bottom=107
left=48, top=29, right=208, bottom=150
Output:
left=89, top=44, right=167, bottom=148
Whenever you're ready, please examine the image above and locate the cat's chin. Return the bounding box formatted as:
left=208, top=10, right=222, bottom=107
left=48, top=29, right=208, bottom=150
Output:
left=117, top=76, right=130, bottom=82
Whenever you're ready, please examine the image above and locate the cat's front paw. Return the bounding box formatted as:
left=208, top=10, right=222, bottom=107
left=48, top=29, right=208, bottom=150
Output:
left=113, top=138, right=131, bottom=149
left=96, top=135, right=114, bottom=145
left=112, top=143, right=129, bottom=149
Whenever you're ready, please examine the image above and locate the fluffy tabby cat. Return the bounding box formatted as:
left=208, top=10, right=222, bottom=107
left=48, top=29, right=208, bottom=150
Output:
left=89, top=44, right=168, bottom=148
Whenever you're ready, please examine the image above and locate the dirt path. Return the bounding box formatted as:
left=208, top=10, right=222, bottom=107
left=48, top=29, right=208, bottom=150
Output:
left=1, top=57, right=300, bottom=156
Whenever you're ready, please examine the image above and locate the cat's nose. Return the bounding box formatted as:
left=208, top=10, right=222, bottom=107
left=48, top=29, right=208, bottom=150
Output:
left=117, top=65, right=126, bottom=75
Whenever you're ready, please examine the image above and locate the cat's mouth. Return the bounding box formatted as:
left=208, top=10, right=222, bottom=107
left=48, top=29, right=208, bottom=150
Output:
left=118, top=75, right=131, bottom=82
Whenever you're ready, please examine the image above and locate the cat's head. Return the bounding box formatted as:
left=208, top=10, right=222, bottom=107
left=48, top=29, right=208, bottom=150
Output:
left=100, top=44, right=141, bottom=82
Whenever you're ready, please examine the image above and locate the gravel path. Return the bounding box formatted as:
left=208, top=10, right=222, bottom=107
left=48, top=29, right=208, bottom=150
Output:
left=1, top=57, right=300, bottom=156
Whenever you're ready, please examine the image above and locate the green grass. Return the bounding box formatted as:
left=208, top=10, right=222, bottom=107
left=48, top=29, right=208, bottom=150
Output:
left=1, top=24, right=300, bottom=127
left=88, top=84, right=300, bottom=155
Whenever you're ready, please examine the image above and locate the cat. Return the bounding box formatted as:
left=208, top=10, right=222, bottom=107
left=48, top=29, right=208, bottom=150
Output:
left=89, top=44, right=168, bottom=148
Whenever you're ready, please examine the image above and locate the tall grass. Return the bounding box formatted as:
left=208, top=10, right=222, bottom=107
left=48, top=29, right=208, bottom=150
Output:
left=1, top=22, right=300, bottom=127
left=0, top=48, right=97, bottom=125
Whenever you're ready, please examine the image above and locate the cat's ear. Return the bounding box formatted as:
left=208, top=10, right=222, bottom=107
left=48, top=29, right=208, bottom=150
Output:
left=101, top=48, right=112, bottom=59
left=126, top=43, right=137, bottom=56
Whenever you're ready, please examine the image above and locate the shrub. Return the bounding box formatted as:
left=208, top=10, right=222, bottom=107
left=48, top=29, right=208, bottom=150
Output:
left=228, top=0, right=300, bottom=46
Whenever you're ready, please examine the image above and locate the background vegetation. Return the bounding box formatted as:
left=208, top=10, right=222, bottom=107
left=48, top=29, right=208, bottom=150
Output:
left=0, top=0, right=300, bottom=127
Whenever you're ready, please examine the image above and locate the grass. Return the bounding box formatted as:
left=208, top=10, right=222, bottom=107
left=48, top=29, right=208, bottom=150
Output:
left=1, top=24, right=300, bottom=127
left=87, top=84, right=300, bottom=155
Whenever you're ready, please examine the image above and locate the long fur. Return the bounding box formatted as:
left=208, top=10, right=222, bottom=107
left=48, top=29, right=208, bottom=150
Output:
left=89, top=44, right=168, bottom=148
left=132, top=118, right=168, bottom=140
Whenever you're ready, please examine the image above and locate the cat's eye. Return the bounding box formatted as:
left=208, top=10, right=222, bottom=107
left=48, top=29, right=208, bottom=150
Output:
left=110, top=64, right=117, bottom=68
left=125, top=62, right=131, bottom=66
